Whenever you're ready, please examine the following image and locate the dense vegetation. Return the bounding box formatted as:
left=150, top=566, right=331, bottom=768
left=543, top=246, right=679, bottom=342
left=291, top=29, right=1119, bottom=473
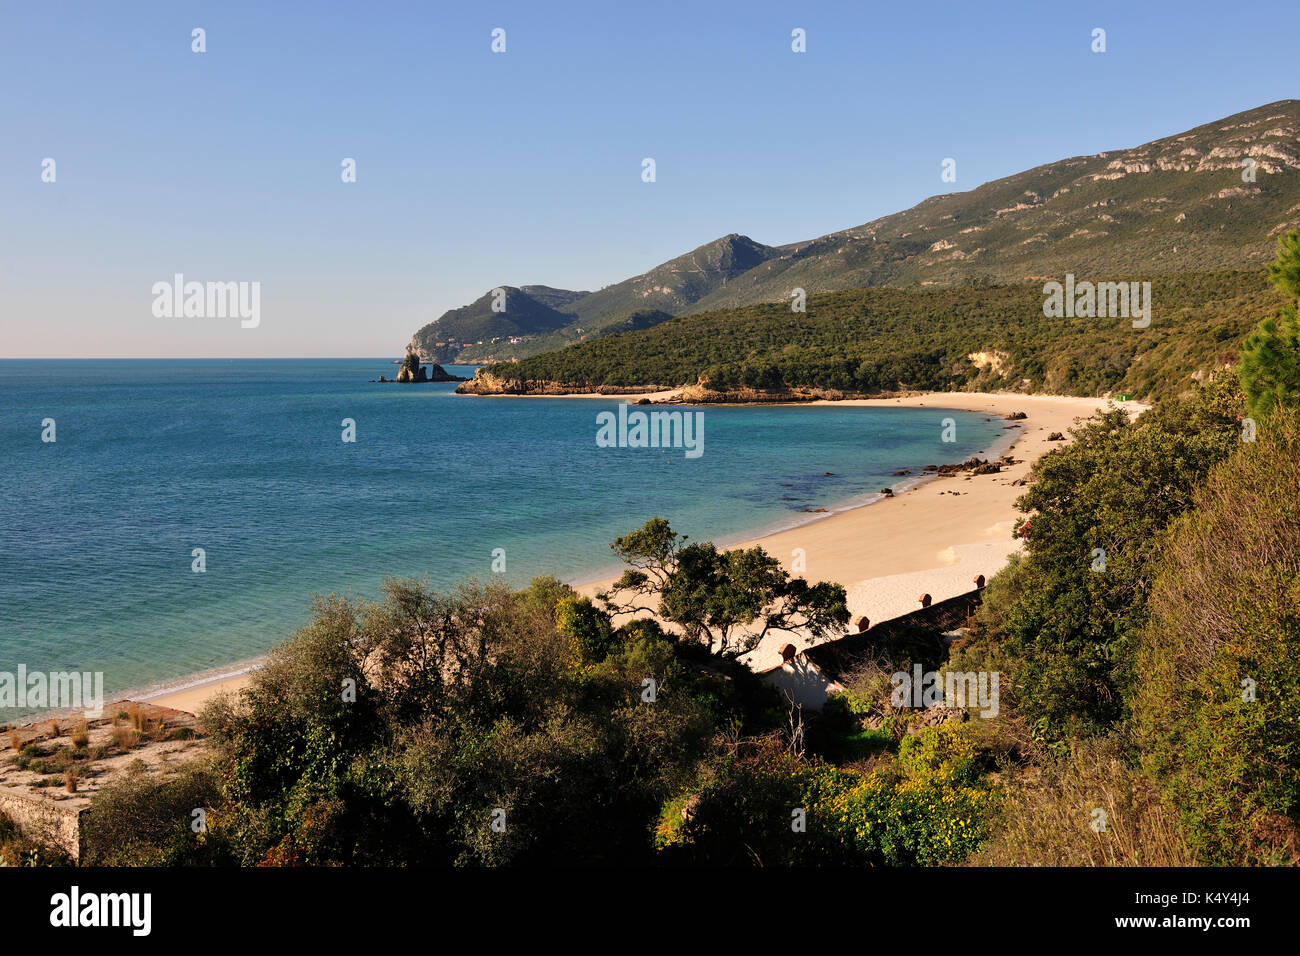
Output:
left=951, top=233, right=1300, bottom=864
left=74, top=533, right=1000, bottom=866
left=30, top=236, right=1296, bottom=868
left=952, top=390, right=1299, bottom=865
left=483, top=270, right=1274, bottom=403
left=455, top=308, right=674, bottom=364
left=971, top=381, right=1244, bottom=738
left=410, top=286, right=581, bottom=363
left=413, top=233, right=774, bottom=364
left=1131, top=411, right=1300, bottom=863
left=1240, top=230, right=1300, bottom=417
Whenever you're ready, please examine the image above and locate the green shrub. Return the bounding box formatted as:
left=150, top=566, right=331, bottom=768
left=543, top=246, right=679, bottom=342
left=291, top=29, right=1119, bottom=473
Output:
left=190, top=570, right=737, bottom=866
left=1131, top=408, right=1300, bottom=864
left=973, top=379, right=1242, bottom=741
left=554, top=595, right=616, bottom=667
left=655, top=741, right=858, bottom=865
left=82, top=765, right=226, bottom=866
left=658, top=724, right=998, bottom=866
left=1240, top=230, right=1300, bottom=418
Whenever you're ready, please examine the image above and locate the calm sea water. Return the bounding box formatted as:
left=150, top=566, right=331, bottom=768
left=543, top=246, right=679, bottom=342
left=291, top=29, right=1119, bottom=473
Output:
left=0, top=359, right=1008, bottom=714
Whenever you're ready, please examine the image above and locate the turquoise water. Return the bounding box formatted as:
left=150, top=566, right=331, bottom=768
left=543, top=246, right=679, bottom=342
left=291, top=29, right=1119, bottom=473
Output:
left=0, top=359, right=1008, bottom=714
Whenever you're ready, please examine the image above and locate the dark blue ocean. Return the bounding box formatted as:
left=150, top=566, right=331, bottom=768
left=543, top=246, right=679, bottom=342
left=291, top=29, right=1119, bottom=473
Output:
left=0, top=359, right=1007, bottom=713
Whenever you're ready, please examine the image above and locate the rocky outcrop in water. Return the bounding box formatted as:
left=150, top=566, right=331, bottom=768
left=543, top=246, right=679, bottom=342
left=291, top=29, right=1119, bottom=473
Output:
left=384, top=346, right=468, bottom=383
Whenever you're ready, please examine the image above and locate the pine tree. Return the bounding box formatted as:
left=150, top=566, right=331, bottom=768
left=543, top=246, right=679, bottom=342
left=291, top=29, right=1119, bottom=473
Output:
left=1240, top=230, right=1300, bottom=418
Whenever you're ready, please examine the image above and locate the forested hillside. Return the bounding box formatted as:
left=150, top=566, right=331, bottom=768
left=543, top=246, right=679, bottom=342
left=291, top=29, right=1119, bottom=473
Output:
left=473, top=270, right=1275, bottom=403
left=418, top=101, right=1300, bottom=365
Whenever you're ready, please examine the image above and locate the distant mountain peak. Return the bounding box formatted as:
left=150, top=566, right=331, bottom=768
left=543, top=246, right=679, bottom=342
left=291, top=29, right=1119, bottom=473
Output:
left=413, top=100, right=1300, bottom=362
left=410, top=285, right=582, bottom=361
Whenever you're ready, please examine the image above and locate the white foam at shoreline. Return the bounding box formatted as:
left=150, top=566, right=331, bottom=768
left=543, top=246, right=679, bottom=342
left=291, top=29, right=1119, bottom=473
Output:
left=132, top=659, right=265, bottom=706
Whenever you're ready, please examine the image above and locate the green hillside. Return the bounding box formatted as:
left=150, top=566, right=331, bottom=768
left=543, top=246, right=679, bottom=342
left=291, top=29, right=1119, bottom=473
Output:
left=455, top=308, right=675, bottom=363
left=476, top=270, right=1277, bottom=403
left=416, top=101, right=1300, bottom=366
left=409, top=285, right=586, bottom=363
left=566, top=233, right=779, bottom=326
left=690, top=101, right=1300, bottom=310
left=420, top=235, right=779, bottom=363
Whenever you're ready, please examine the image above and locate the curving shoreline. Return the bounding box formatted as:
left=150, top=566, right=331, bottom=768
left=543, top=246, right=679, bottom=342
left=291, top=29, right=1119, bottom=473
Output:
left=146, top=391, right=1145, bottom=715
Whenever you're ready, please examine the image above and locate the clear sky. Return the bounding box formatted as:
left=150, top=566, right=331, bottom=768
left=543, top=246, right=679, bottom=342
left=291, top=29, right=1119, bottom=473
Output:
left=2, top=0, right=1297, bottom=357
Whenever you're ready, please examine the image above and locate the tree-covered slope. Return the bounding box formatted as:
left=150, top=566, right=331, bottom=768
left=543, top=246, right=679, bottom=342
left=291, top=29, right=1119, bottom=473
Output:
left=417, top=101, right=1300, bottom=366
left=565, top=233, right=780, bottom=325
left=410, top=285, right=586, bottom=362
left=455, top=308, right=675, bottom=364
left=413, top=235, right=780, bottom=363
left=473, top=270, right=1277, bottom=403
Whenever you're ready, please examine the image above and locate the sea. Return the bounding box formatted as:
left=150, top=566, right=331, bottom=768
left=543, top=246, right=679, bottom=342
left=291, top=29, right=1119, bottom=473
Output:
left=0, top=359, right=1010, bottom=717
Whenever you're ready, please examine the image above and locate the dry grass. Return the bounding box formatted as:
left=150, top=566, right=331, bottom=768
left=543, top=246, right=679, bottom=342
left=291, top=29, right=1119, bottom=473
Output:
left=70, top=721, right=90, bottom=749
left=969, top=734, right=1197, bottom=866
left=111, top=725, right=139, bottom=750
left=63, top=769, right=78, bottom=794
left=6, top=728, right=19, bottom=752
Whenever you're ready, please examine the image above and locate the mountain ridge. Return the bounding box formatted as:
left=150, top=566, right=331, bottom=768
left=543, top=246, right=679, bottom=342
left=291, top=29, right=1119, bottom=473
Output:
left=410, top=234, right=779, bottom=363
left=413, top=100, right=1300, bottom=363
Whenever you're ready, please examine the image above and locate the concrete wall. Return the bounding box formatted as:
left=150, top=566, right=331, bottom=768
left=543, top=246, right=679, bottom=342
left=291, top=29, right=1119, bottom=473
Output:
left=0, top=787, right=87, bottom=862
left=761, top=587, right=984, bottom=711
left=760, top=657, right=843, bottom=711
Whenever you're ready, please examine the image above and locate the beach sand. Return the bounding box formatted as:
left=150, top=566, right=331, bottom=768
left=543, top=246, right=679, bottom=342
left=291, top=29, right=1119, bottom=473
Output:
left=148, top=674, right=253, bottom=714
left=151, top=391, right=1141, bottom=712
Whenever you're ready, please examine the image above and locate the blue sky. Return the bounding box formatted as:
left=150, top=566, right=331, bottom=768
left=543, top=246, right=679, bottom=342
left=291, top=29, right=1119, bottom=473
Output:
left=2, top=0, right=1297, bottom=357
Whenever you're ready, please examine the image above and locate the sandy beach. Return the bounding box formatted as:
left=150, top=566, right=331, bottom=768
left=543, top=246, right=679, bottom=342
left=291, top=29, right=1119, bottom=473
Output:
left=151, top=391, right=1142, bottom=712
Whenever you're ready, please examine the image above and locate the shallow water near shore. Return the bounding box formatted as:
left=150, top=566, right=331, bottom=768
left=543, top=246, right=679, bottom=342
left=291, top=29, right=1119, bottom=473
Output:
left=0, top=359, right=1008, bottom=717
